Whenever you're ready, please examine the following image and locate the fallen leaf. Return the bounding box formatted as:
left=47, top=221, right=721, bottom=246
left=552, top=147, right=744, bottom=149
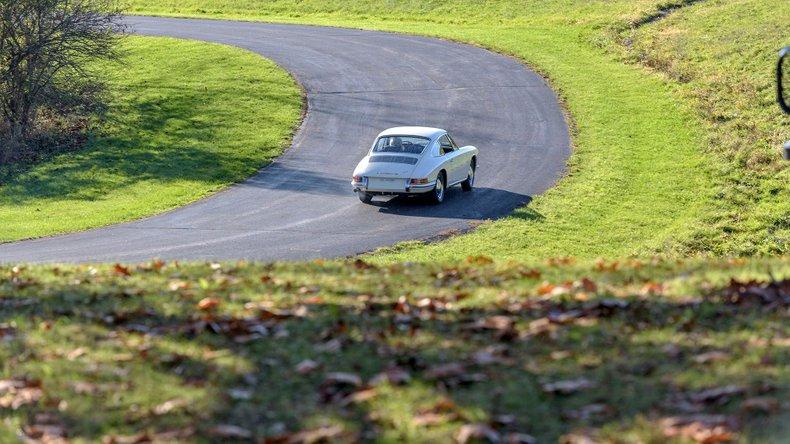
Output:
left=22, top=422, right=67, bottom=443
left=640, top=282, right=663, bottom=295
left=208, top=424, right=252, bottom=439
left=466, top=255, right=494, bottom=265
left=153, top=398, right=188, bottom=415
left=413, top=412, right=455, bottom=427
left=67, top=347, right=87, bottom=360
left=168, top=280, right=190, bottom=291
left=369, top=367, right=411, bottom=386
left=693, top=351, right=729, bottom=364
left=295, top=359, right=321, bottom=374
left=424, top=362, right=466, bottom=380
left=266, top=424, right=345, bottom=443
left=455, top=423, right=500, bottom=443
left=562, top=403, right=614, bottom=421
left=526, top=317, right=556, bottom=336
left=228, top=388, right=253, bottom=401
left=660, top=414, right=737, bottom=443
left=688, top=385, right=744, bottom=405
left=0, top=378, right=43, bottom=409
left=541, top=378, right=596, bottom=395
left=536, top=282, right=556, bottom=296
left=323, top=372, right=362, bottom=387
left=320, top=372, right=363, bottom=403
left=113, top=263, right=132, bottom=276
left=505, top=432, right=537, bottom=444
left=740, top=396, right=779, bottom=413
left=340, top=387, right=378, bottom=406
left=70, top=381, right=98, bottom=395
left=197, top=297, right=220, bottom=311
left=577, top=277, right=598, bottom=292
left=548, top=310, right=583, bottom=325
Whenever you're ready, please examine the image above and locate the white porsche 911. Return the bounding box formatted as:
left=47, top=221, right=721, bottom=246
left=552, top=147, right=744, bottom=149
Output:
left=351, top=127, right=478, bottom=204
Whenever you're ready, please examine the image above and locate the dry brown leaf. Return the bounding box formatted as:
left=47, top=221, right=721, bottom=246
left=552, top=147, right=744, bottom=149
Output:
left=153, top=398, right=188, bottom=415
left=505, top=432, right=537, bottom=444
left=424, top=362, right=466, bottom=380
left=660, top=415, right=737, bottom=443
left=369, top=367, right=411, bottom=386
left=207, top=424, right=252, bottom=439
left=688, top=385, right=744, bottom=405
left=693, top=351, right=729, bottom=364
left=197, top=297, right=220, bottom=311
left=740, top=396, right=779, bottom=413
left=228, top=388, right=253, bottom=401
left=66, top=347, right=87, bottom=360
left=413, top=412, right=455, bottom=427
left=547, top=310, right=583, bottom=325
left=113, top=263, right=132, bottom=276
left=577, top=277, right=598, bottom=292
left=536, top=282, right=556, bottom=296
left=22, top=423, right=68, bottom=443
left=0, top=378, right=43, bottom=409
left=541, top=378, right=596, bottom=395
left=295, top=359, right=321, bottom=375
left=526, top=317, right=556, bottom=336
left=455, top=423, right=500, bottom=443
left=562, top=403, right=614, bottom=421
left=266, top=424, right=345, bottom=444
left=323, top=372, right=362, bottom=387
left=640, top=282, right=663, bottom=295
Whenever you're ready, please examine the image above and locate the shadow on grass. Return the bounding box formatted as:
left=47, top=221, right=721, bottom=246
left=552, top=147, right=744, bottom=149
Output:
left=0, top=83, right=293, bottom=205
left=0, top=269, right=786, bottom=442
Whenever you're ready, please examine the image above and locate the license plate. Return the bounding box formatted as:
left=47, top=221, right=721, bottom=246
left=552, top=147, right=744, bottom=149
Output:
left=369, top=177, right=404, bottom=190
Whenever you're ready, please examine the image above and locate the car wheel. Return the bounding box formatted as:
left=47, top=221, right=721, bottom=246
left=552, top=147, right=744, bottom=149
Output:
left=461, top=159, right=476, bottom=192
left=428, top=172, right=446, bottom=204
left=358, top=191, right=373, bottom=204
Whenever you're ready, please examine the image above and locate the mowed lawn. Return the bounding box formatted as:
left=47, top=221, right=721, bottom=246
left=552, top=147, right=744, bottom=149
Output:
left=126, top=0, right=788, bottom=261
left=0, top=36, right=302, bottom=242
left=1, top=258, right=787, bottom=442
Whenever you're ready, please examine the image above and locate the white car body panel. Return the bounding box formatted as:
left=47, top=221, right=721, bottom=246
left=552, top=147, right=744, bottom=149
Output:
left=351, top=127, right=478, bottom=198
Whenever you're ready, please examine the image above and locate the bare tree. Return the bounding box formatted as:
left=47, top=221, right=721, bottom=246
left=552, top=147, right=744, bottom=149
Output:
left=0, top=0, right=124, bottom=162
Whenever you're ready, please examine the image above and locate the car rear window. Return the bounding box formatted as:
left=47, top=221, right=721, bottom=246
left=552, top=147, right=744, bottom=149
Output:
left=373, top=136, right=430, bottom=155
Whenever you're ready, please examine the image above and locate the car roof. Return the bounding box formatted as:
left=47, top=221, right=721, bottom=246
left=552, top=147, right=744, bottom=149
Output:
left=377, top=126, right=446, bottom=139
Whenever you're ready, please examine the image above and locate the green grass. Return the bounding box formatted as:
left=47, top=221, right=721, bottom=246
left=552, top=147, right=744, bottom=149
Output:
left=1, top=257, right=787, bottom=442
left=617, top=0, right=790, bottom=255
left=0, top=36, right=302, bottom=242
left=124, top=0, right=788, bottom=261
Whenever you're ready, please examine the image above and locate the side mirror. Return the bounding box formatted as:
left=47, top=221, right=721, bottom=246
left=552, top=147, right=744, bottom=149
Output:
left=779, top=47, right=790, bottom=160
left=778, top=47, right=790, bottom=114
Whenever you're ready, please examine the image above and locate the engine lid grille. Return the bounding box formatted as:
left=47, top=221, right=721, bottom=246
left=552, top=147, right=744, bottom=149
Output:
left=369, top=155, right=418, bottom=165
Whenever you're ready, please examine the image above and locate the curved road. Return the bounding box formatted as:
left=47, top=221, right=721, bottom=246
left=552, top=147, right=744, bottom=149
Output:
left=0, top=17, right=570, bottom=263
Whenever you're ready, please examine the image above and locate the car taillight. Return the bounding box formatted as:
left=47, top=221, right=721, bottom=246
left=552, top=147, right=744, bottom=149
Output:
left=352, top=175, right=363, bottom=182
left=410, top=178, right=429, bottom=185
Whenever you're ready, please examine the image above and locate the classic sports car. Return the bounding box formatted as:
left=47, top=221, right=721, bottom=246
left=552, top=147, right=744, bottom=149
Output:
left=351, top=127, right=478, bottom=204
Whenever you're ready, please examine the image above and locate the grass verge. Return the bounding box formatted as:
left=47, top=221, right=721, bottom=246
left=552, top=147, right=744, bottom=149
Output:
left=1, top=257, right=787, bottom=441
left=0, top=36, right=302, bottom=242
left=125, top=0, right=787, bottom=260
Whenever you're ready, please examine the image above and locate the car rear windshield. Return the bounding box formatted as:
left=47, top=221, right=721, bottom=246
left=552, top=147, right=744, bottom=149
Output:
left=373, top=136, right=430, bottom=155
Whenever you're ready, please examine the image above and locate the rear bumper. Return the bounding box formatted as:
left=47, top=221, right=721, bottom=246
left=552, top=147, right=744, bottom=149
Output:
left=352, top=179, right=435, bottom=195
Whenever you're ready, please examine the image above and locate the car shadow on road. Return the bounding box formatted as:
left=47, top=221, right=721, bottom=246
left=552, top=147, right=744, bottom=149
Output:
left=371, top=187, right=536, bottom=221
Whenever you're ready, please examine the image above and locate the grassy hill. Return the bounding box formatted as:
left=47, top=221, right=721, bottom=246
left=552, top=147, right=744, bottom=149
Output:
left=1, top=258, right=787, bottom=442
left=126, top=0, right=788, bottom=261
left=0, top=37, right=302, bottom=242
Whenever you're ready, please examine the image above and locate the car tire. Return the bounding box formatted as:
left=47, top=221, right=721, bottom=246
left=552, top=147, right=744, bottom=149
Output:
left=358, top=191, right=373, bottom=204
left=461, top=159, right=476, bottom=192
left=428, top=171, right=446, bottom=204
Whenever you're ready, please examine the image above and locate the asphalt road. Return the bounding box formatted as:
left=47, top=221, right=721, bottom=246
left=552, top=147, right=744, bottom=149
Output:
left=0, top=16, right=570, bottom=263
